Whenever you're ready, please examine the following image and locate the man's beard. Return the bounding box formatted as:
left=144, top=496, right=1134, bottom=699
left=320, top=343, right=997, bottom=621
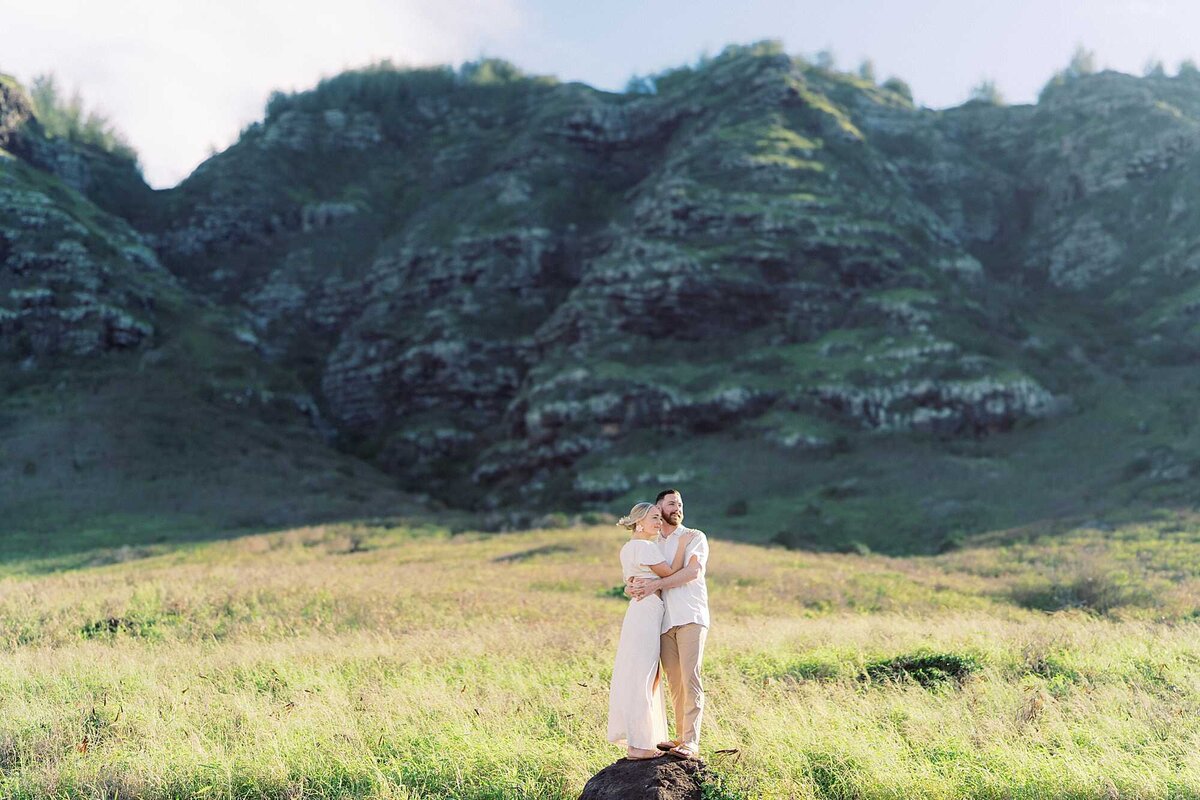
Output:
left=665, top=511, right=683, bottom=526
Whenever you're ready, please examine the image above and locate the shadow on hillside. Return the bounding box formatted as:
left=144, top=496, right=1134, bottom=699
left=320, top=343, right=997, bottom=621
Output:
left=764, top=497, right=1200, bottom=558
left=0, top=358, right=451, bottom=573
left=0, top=500, right=452, bottom=575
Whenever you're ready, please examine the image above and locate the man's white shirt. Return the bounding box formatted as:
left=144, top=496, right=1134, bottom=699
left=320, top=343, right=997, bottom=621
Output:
left=655, top=525, right=710, bottom=634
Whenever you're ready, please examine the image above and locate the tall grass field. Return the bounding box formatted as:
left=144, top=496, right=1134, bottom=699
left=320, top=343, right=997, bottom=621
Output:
left=6, top=510, right=1200, bottom=798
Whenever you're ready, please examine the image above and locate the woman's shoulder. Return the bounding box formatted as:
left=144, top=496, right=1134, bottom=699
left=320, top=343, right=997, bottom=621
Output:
left=620, top=538, right=644, bottom=554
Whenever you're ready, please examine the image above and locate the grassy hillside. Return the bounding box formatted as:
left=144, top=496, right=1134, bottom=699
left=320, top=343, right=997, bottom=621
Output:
left=5, top=510, right=1200, bottom=798
left=0, top=304, right=427, bottom=566
left=568, top=359, right=1200, bottom=555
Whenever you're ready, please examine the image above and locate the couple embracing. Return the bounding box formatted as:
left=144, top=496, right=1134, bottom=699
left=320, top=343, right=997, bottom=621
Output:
left=606, top=489, right=709, bottom=762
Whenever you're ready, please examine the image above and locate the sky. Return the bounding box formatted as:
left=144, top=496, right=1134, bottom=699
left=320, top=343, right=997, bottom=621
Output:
left=2, top=0, right=1199, bottom=189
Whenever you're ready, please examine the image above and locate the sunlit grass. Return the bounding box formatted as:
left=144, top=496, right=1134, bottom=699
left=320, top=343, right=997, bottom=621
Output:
left=6, top=512, right=1200, bottom=797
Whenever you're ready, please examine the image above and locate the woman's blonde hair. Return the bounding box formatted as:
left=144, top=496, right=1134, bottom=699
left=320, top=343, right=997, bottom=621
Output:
left=616, top=501, right=654, bottom=531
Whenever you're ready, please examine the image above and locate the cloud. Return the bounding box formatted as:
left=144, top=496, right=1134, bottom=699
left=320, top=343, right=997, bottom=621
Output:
left=0, top=0, right=524, bottom=187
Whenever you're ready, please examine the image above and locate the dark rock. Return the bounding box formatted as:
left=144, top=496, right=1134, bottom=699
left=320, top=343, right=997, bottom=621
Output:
left=578, top=757, right=704, bottom=800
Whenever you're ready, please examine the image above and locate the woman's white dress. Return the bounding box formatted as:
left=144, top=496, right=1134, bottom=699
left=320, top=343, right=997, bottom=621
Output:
left=606, top=538, right=669, bottom=750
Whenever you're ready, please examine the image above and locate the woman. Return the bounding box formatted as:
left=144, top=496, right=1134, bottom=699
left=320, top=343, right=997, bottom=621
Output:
left=606, top=501, right=696, bottom=760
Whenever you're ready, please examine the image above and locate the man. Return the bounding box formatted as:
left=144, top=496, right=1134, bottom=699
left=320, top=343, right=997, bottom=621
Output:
left=626, top=488, right=709, bottom=761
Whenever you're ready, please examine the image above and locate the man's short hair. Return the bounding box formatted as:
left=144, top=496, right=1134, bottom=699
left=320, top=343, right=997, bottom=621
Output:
left=656, top=488, right=681, bottom=503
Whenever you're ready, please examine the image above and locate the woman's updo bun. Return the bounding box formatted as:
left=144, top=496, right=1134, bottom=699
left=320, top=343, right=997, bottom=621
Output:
left=616, top=501, right=654, bottom=530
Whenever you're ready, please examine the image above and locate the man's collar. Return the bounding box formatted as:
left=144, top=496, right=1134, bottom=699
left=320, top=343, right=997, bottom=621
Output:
left=659, top=525, right=688, bottom=540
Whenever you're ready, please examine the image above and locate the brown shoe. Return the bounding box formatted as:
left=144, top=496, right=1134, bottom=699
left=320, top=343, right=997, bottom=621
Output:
left=656, top=738, right=682, bottom=752
left=668, top=743, right=700, bottom=760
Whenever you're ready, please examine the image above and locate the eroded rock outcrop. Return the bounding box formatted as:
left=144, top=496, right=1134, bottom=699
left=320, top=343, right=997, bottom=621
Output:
left=0, top=162, right=174, bottom=359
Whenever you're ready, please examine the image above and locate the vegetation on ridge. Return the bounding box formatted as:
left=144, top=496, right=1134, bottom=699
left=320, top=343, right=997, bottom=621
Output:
left=27, top=73, right=138, bottom=164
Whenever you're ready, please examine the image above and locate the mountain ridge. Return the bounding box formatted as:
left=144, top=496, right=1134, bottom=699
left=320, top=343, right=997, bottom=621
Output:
left=5, top=42, right=1200, bottom=552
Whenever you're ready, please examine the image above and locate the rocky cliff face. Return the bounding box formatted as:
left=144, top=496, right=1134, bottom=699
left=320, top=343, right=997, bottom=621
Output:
left=133, top=48, right=1083, bottom=507
left=10, top=45, right=1200, bottom=546
left=0, top=77, right=177, bottom=362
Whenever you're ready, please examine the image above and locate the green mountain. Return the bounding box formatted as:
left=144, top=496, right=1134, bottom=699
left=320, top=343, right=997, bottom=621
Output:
left=6, top=42, right=1200, bottom=553
left=0, top=74, right=421, bottom=557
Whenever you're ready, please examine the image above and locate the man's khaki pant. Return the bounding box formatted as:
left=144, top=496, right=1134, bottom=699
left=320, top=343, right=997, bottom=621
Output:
left=659, top=622, right=707, bottom=748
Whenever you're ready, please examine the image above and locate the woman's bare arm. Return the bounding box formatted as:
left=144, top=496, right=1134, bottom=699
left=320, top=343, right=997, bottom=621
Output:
left=651, top=554, right=703, bottom=588
left=644, top=534, right=693, bottom=577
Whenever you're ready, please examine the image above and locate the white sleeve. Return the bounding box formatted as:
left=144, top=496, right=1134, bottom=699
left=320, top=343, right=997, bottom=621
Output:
left=686, top=533, right=709, bottom=567
left=639, top=540, right=666, bottom=565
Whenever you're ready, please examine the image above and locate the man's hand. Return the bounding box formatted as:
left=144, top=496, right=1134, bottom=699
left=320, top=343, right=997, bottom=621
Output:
left=623, top=577, right=647, bottom=599
left=628, top=577, right=659, bottom=600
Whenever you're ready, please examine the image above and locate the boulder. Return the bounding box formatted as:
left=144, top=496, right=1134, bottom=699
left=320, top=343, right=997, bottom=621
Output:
left=578, top=757, right=704, bottom=800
